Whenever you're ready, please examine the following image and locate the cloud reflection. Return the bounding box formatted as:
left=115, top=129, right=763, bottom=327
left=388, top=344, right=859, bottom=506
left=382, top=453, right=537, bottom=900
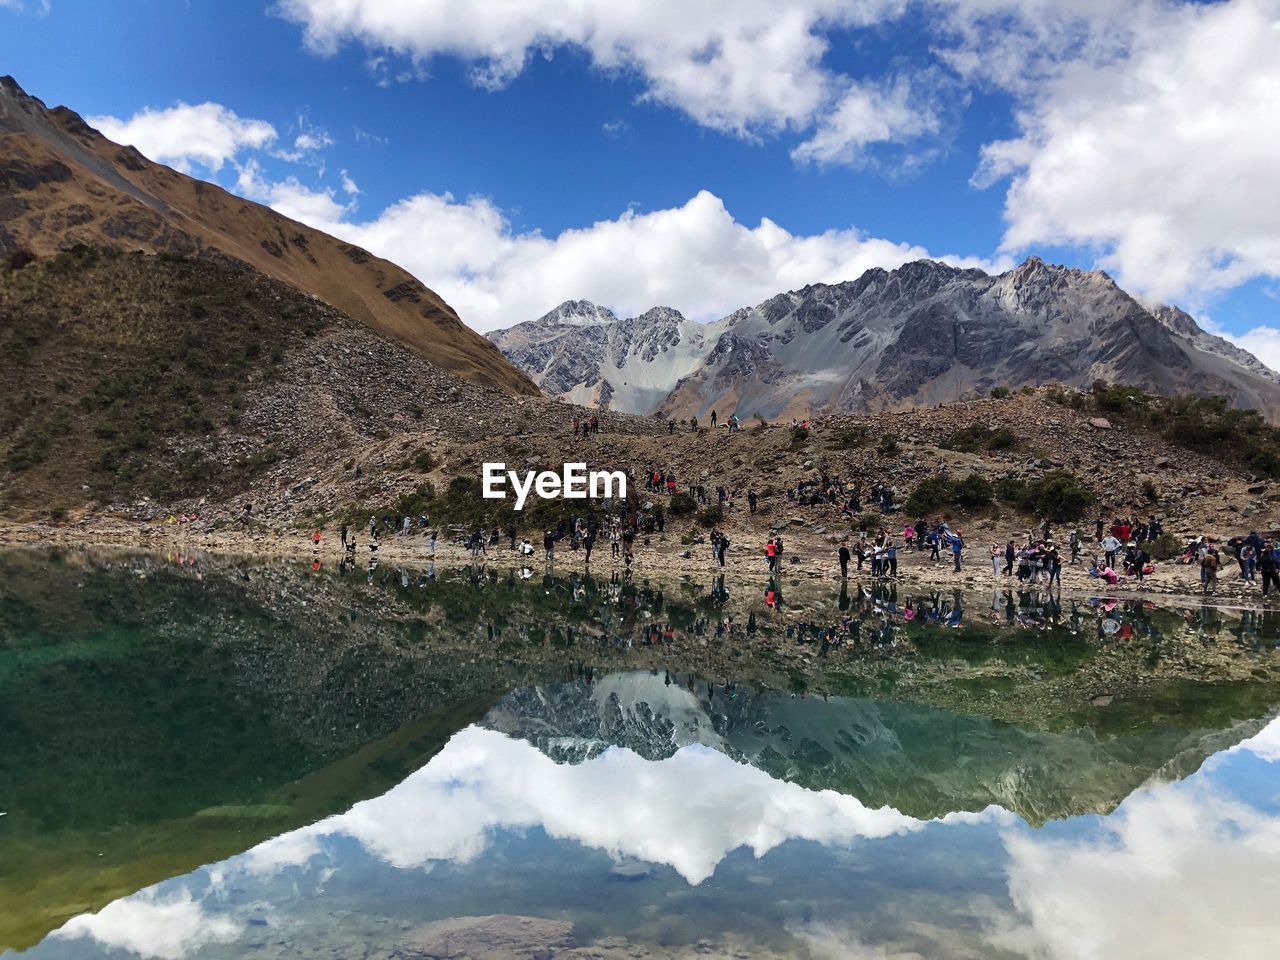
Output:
left=51, top=890, right=239, bottom=960
left=251, top=727, right=986, bottom=884
left=993, top=717, right=1280, bottom=960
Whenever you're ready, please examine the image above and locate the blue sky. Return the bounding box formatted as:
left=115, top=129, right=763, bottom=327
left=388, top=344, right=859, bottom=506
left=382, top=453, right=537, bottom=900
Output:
left=2, top=0, right=1278, bottom=365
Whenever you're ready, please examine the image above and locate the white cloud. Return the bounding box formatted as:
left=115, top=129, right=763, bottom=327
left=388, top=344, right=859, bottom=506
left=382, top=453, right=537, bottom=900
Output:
left=52, top=890, right=240, bottom=960
left=275, top=0, right=925, bottom=143
left=263, top=184, right=1003, bottom=330
left=89, top=102, right=277, bottom=173
left=975, top=0, right=1280, bottom=304
left=991, top=781, right=1280, bottom=960
left=339, top=168, right=360, bottom=196
left=792, top=73, right=949, bottom=167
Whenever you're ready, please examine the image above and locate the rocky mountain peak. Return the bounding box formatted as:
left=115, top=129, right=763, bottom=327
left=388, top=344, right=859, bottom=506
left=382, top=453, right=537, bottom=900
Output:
left=535, top=299, right=620, bottom=327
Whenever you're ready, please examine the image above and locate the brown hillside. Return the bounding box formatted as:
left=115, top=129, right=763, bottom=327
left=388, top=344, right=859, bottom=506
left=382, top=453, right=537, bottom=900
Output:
left=0, top=75, right=535, bottom=396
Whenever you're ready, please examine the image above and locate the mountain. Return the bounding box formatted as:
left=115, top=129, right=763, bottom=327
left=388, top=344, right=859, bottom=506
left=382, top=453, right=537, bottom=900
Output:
left=482, top=671, right=1276, bottom=824
left=0, top=75, right=534, bottom=395
left=487, top=299, right=727, bottom=412
left=491, top=258, right=1280, bottom=419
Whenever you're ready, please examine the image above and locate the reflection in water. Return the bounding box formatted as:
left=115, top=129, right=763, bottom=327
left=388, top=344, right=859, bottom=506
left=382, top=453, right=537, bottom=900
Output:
left=5, top=548, right=1280, bottom=958
left=32, top=716, right=1280, bottom=960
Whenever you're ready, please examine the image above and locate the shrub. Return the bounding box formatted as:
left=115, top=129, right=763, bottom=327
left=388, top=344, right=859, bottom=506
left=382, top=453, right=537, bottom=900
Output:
left=856, top=512, right=885, bottom=534
left=996, top=470, right=1095, bottom=522
left=669, top=492, right=698, bottom=516
left=989, top=386, right=1010, bottom=399
left=829, top=426, right=869, bottom=449
left=878, top=433, right=899, bottom=454
left=697, top=505, right=724, bottom=528
left=953, top=474, right=994, bottom=508
left=904, top=473, right=993, bottom=514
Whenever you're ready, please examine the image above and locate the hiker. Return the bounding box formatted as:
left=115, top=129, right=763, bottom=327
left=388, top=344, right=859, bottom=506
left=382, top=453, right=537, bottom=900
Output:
left=429, top=529, right=438, bottom=556
left=1259, top=540, right=1280, bottom=596
left=717, top=532, right=729, bottom=567
left=748, top=490, right=758, bottom=514
left=340, top=523, right=348, bottom=549
left=948, top=529, right=964, bottom=572
left=765, top=537, right=777, bottom=573
left=1068, top=529, right=1081, bottom=564
left=1101, top=532, right=1121, bottom=571
left=583, top=530, right=594, bottom=565
left=544, top=529, right=555, bottom=563
left=1046, top=545, right=1062, bottom=588
left=1003, top=540, right=1016, bottom=576
left=990, top=542, right=1002, bottom=577
left=838, top=541, right=850, bottom=580
left=710, top=409, right=718, bottom=429
left=1201, top=547, right=1219, bottom=594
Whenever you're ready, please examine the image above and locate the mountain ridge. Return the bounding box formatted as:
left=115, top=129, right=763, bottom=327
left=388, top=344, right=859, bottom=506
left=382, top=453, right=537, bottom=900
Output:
left=490, top=256, right=1280, bottom=420
left=0, top=75, right=536, bottom=396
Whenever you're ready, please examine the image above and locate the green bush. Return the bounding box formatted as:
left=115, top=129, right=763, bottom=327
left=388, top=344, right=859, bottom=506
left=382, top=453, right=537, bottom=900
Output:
left=697, top=505, right=724, bottom=528
left=878, top=433, right=899, bottom=454
left=904, top=473, right=993, bottom=514
left=989, top=386, right=1010, bottom=399
left=669, top=492, right=698, bottom=515
left=995, top=470, right=1095, bottom=521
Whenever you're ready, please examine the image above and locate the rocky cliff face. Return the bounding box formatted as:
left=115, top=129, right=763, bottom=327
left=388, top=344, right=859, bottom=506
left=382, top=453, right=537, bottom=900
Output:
left=490, top=258, right=1280, bottom=419
left=487, top=300, right=727, bottom=413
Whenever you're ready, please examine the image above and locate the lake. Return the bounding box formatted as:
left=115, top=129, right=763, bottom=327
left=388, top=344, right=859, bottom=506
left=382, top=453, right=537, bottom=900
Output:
left=3, top=547, right=1279, bottom=959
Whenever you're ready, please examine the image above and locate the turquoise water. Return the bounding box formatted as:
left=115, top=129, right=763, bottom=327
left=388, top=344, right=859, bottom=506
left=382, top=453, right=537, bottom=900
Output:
left=3, top=548, right=1280, bottom=958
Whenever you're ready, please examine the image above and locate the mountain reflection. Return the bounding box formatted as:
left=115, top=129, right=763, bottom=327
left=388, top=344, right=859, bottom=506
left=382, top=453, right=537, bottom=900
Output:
left=37, top=715, right=1280, bottom=960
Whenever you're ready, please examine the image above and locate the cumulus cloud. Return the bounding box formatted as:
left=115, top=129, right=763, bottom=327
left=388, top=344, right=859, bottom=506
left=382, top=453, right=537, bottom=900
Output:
left=792, top=73, right=949, bottom=167
left=89, top=102, right=277, bottom=173
left=259, top=185, right=1003, bottom=330
left=52, top=890, right=240, bottom=960
left=991, top=781, right=1280, bottom=960
left=975, top=0, right=1280, bottom=304
left=275, top=0, right=932, bottom=149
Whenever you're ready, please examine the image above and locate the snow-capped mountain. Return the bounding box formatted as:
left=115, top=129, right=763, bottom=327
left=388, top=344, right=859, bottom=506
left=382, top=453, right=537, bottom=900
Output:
left=488, top=258, right=1280, bottom=419
left=487, top=300, right=729, bottom=413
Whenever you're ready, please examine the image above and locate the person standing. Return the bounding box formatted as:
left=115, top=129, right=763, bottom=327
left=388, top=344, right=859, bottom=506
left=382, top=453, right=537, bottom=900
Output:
left=1003, top=540, right=1016, bottom=576
left=1101, top=532, right=1121, bottom=571
left=748, top=490, right=758, bottom=514
left=990, top=542, right=1001, bottom=578
left=711, top=409, right=718, bottom=429
left=717, top=532, right=729, bottom=567
left=949, top=529, right=964, bottom=572
left=838, top=541, right=850, bottom=580
left=1201, top=547, right=1219, bottom=594
left=1069, top=529, right=1081, bottom=565
left=1259, top=540, right=1280, bottom=596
